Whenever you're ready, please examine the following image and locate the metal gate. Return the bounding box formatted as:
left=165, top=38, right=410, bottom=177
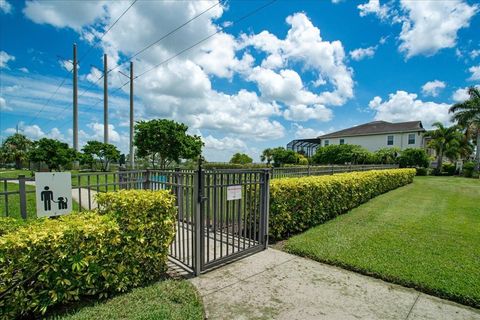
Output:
left=145, top=167, right=269, bottom=275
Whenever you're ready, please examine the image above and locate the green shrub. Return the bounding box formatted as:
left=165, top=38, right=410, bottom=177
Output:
left=0, top=217, right=26, bottom=236
left=442, top=163, right=456, bottom=176
left=463, top=161, right=476, bottom=178
left=416, top=167, right=428, bottom=176
left=398, top=148, right=430, bottom=168
left=0, top=190, right=176, bottom=319
left=312, top=144, right=372, bottom=165
left=269, top=169, right=416, bottom=240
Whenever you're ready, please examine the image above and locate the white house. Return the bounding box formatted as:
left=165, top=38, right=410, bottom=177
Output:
left=287, top=120, right=426, bottom=155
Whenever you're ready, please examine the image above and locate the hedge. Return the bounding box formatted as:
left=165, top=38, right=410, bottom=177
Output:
left=269, top=169, right=416, bottom=240
left=0, top=217, right=26, bottom=237
left=0, top=190, right=176, bottom=319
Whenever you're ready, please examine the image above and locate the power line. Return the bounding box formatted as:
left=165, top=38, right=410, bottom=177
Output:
left=58, top=0, right=277, bottom=128
left=77, top=0, right=220, bottom=100
left=78, top=0, right=138, bottom=63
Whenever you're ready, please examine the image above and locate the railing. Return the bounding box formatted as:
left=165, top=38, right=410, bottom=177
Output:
left=0, top=164, right=398, bottom=220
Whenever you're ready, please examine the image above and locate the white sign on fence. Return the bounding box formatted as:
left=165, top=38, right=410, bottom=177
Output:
left=227, top=185, right=242, bottom=201
left=35, top=172, right=72, bottom=218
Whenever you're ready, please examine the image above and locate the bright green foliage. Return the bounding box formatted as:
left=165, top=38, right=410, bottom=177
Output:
left=297, top=154, right=309, bottom=165
left=0, top=217, right=26, bottom=236
left=260, top=148, right=274, bottom=164
left=0, top=134, right=32, bottom=169
left=285, top=176, right=480, bottom=308
left=269, top=169, right=415, bottom=239
left=397, top=148, right=430, bottom=168
left=0, top=190, right=176, bottom=319
left=425, top=123, right=465, bottom=171
left=229, top=153, right=253, bottom=164
left=134, top=119, right=203, bottom=169
left=81, top=141, right=121, bottom=171
left=54, top=280, right=204, bottom=320
left=28, top=138, right=78, bottom=171
left=373, top=147, right=400, bottom=164
left=270, top=147, right=299, bottom=167
left=463, top=161, right=476, bottom=177
left=312, top=144, right=371, bottom=165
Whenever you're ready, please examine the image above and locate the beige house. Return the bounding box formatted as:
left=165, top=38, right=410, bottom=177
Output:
left=287, top=121, right=426, bottom=155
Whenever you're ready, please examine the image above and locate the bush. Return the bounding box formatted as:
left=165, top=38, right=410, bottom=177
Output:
left=0, top=217, right=26, bottom=236
left=269, top=169, right=416, bottom=240
left=312, top=144, right=372, bottom=165
left=398, top=148, right=430, bottom=168
left=463, top=161, right=476, bottom=178
left=229, top=153, right=253, bottom=165
left=416, top=167, right=428, bottom=176
left=442, top=163, right=456, bottom=176
left=0, top=190, right=176, bottom=319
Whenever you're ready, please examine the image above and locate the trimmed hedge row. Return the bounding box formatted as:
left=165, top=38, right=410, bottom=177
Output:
left=269, top=169, right=416, bottom=240
left=0, top=190, right=176, bottom=319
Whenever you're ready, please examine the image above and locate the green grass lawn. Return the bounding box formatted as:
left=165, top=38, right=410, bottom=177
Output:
left=284, top=176, right=480, bottom=308
left=49, top=280, right=204, bottom=320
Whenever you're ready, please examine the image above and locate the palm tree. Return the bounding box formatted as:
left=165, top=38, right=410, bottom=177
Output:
left=425, top=123, right=463, bottom=171
left=450, top=86, right=480, bottom=170
left=0, top=133, right=32, bottom=169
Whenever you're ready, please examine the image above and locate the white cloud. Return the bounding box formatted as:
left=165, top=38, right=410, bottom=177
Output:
left=349, top=46, right=376, bottom=61
left=0, top=0, right=12, bottom=14
left=421, top=80, right=446, bottom=97
left=18, top=67, right=29, bottom=73
left=357, top=0, right=390, bottom=20
left=292, top=123, right=325, bottom=138
left=452, top=87, right=470, bottom=102
left=398, top=0, right=478, bottom=58
left=203, top=135, right=247, bottom=151
left=4, top=122, right=65, bottom=141
left=468, top=65, right=480, bottom=81
left=283, top=104, right=332, bottom=122
left=470, top=49, right=480, bottom=59
left=0, top=96, right=12, bottom=111
left=23, top=0, right=107, bottom=31
left=59, top=59, right=74, bottom=72
left=0, top=51, right=15, bottom=69
left=241, top=12, right=354, bottom=107
left=369, top=90, right=451, bottom=127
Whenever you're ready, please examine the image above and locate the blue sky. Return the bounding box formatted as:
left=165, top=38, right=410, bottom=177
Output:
left=1, top=0, right=479, bottom=161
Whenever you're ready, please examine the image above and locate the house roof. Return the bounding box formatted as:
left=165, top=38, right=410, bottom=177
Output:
left=318, top=121, right=425, bottom=139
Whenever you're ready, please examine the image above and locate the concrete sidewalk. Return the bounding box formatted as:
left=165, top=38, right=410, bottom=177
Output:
left=190, top=249, right=480, bottom=320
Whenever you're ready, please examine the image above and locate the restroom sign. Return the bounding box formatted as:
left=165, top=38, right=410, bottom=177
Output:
left=35, top=172, right=72, bottom=218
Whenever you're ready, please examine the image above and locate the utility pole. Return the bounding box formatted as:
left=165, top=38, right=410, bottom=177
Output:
left=103, top=54, right=108, bottom=144
left=73, top=43, right=78, bottom=152
left=129, top=61, right=134, bottom=169
left=119, top=62, right=135, bottom=169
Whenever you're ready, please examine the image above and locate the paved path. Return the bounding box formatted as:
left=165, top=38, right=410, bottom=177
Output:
left=190, top=249, right=480, bottom=320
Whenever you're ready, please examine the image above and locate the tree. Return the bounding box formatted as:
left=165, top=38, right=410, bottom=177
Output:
left=312, top=144, right=372, bottom=165
left=398, top=148, right=430, bottom=168
left=134, top=119, right=203, bottom=169
left=260, top=148, right=274, bottom=164
left=449, top=86, right=480, bottom=170
left=230, top=153, right=253, bottom=164
left=0, top=134, right=32, bottom=169
left=270, top=147, right=298, bottom=167
left=374, top=147, right=401, bottom=164
left=28, top=138, right=78, bottom=171
left=425, top=123, right=463, bottom=171
left=82, top=141, right=121, bottom=171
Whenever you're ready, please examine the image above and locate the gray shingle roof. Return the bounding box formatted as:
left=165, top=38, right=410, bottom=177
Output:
left=318, top=121, right=424, bottom=139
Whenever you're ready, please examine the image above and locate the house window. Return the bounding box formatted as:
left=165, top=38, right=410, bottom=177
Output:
left=339, top=139, right=345, bottom=145
left=387, top=135, right=394, bottom=146
left=324, top=140, right=330, bottom=146
left=408, top=133, right=415, bottom=144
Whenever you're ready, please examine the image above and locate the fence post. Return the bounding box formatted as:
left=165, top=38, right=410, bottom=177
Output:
left=307, top=163, right=311, bottom=176
left=194, top=161, right=204, bottom=275
left=262, top=169, right=270, bottom=249
left=18, top=175, right=27, bottom=220
left=144, top=169, right=150, bottom=190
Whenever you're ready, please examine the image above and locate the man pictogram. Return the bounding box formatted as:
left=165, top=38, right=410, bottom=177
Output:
left=41, top=186, right=54, bottom=211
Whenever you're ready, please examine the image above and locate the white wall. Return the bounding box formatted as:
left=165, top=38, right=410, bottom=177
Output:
left=322, top=131, right=424, bottom=151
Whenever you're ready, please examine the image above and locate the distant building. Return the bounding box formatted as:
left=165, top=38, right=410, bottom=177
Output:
left=287, top=120, right=426, bottom=155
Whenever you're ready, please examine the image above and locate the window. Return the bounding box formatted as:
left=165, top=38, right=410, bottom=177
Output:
left=408, top=133, right=415, bottom=144
left=387, top=135, right=394, bottom=146
left=324, top=140, right=329, bottom=146
left=339, top=139, right=345, bottom=145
